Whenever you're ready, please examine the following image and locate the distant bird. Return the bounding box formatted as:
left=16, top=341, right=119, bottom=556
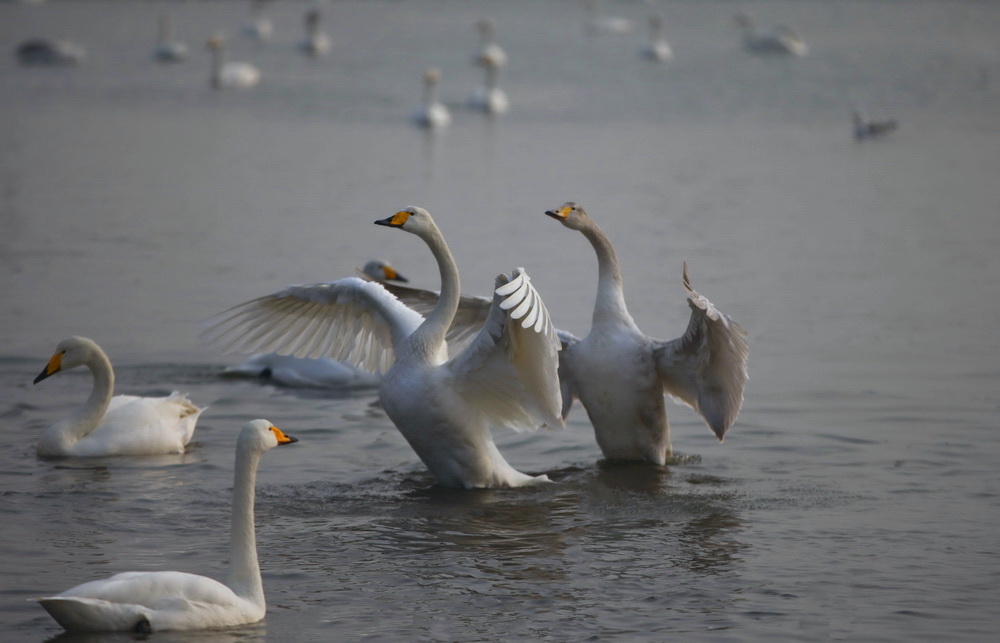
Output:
left=16, top=38, right=85, bottom=66
left=32, top=337, right=204, bottom=457
left=734, top=12, right=808, bottom=57
left=472, top=18, right=506, bottom=69
left=37, top=419, right=297, bottom=633
left=853, top=109, right=898, bottom=140
left=299, top=8, right=332, bottom=58
left=412, top=67, right=451, bottom=129
left=468, top=51, right=509, bottom=115
left=206, top=35, right=261, bottom=89
left=242, top=0, right=274, bottom=41
left=152, top=13, right=188, bottom=63
left=583, top=0, right=633, bottom=36
left=640, top=13, right=673, bottom=62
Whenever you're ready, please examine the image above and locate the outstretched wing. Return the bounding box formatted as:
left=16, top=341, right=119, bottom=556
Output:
left=555, top=328, right=581, bottom=420
left=653, top=264, right=749, bottom=441
left=359, top=270, right=492, bottom=357
left=446, top=268, right=564, bottom=433
left=201, top=278, right=424, bottom=375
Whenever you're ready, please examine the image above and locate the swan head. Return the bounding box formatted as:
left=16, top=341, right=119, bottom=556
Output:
left=34, top=336, right=101, bottom=384
left=422, top=68, right=442, bottom=86
left=544, top=201, right=590, bottom=231
left=374, top=206, right=437, bottom=237
left=205, top=34, right=226, bottom=51
left=238, top=419, right=298, bottom=454
left=363, top=259, right=408, bottom=283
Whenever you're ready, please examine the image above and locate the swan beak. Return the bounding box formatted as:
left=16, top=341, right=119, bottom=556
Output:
left=270, top=426, right=299, bottom=445
left=383, top=266, right=408, bottom=283
left=33, top=352, right=63, bottom=384
left=545, top=206, right=569, bottom=221
left=375, top=211, right=410, bottom=228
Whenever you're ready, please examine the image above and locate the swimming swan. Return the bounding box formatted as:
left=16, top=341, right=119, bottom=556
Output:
left=734, top=12, right=808, bottom=57
left=413, top=68, right=451, bottom=129
left=853, top=109, right=898, bottom=141
left=473, top=18, right=507, bottom=69
left=641, top=13, right=673, bottom=62
left=37, top=419, right=297, bottom=632
left=16, top=39, right=86, bottom=66
left=32, top=337, right=204, bottom=458
left=544, top=202, right=748, bottom=464
left=300, top=8, right=332, bottom=58
left=152, top=13, right=188, bottom=63
left=223, top=260, right=409, bottom=388
left=203, top=206, right=563, bottom=489
left=468, top=52, right=509, bottom=115
left=206, top=35, right=261, bottom=89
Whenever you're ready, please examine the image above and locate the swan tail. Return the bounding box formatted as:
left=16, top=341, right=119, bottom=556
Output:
left=38, top=596, right=149, bottom=633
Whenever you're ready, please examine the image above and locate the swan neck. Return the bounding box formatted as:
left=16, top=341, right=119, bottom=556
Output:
left=485, top=64, right=500, bottom=90
left=226, top=446, right=265, bottom=607
left=412, top=226, right=460, bottom=356
left=581, top=221, right=634, bottom=328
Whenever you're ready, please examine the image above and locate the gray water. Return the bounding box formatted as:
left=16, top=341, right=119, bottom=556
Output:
left=2, top=0, right=999, bottom=640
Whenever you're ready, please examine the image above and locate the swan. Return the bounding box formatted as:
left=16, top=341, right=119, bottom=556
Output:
left=203, top=206, right=563, bottom=489
left=473, top=18, right=507, bottom=69
left=206, top=35, right=260, bottom=89
left=412, top=68, right=451, bottom=129
left=152, top=13, right=188, bottom=63
left=468, top=52, right=509, bottom=115
left=222, top=260, right=409, bottom=388
left=583, top=0, right=633, bottom=36
left=544, top=202, right=748, bottom=464
left=853, top=109, right=898, bottom=141
left=640, top=13, right=673, bottom=62
left=16, top=38, right=85, bottom=66
left=37, top=419, right=297, bottom=633
left=242, top=0, right=274, bottom=41
left=734, top=12, right=808, bottom=57
left=299, top=8, right=332, bottom=58
left=32, top=337, right=204, bottom=458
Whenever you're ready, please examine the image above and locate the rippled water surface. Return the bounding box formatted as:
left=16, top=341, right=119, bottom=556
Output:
left=2, top=1, right=999, bottom=641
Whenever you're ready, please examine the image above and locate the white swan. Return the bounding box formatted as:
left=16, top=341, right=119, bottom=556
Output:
left=412, top=68, right=451, bottom=129
left=206, top=35, right=260, bottom=89
left=468, top=52, right=509, bottom=115
left=473, top=18, right=507, bottom=69
left=152, top=13, right=188, bottom=63
left=16, top=38, right=86, bottom=66
left=203, top=206, right=563, bottom=489
left=734, top=12, right=808, bottom=57
left=223, top=260, right=409, bottom=388
left=299, top=8, right=332, bottom=58
left=32, top=337, right=204, bottom=458
left=544, top=202, right=748, bottom=464
left=853, top=109, right=898, bottom=141
left=242, top=0, right=274, bottom=41
left=640, top=13, right=673, bottom=62
left=37, top=419, right=297, bottom=633
left=583, top=0, right=633, bottom=36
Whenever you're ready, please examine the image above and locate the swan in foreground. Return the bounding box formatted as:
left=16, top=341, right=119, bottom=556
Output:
left=206, top=35, right=260, bottom=89
left=203, top=206, right=563, bottom=489
left=544, top=202, right=748, bottom=464
left=473, top=18, right=507, bottom=69
left=299, top=8, right=332, bottom=57
left=38, top=419, right=297, bottom=632
left=413, top=68, right=451, bottom=129
left=16, top=39, right=86, bottom=66
left=152, top=13, right=188, bottom=63
left=32, top=337, right=204, bottom=457
left=468, top=51, right=509, bottom=115
left=734, top=12, right=808, bottom=57
left=641, top=13, right=673, bottom=62
left=853, top=109, right=898, bottom=140
left=223, top=260, right=409, bottom=388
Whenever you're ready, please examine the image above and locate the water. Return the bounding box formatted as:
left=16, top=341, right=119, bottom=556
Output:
left=2, top=0, right=999, bottom=640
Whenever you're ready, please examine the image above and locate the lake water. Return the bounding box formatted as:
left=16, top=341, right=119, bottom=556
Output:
left=2, top=0, right=999, bottom=640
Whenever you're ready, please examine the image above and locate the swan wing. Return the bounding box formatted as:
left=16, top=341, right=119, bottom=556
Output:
left=446, top=268, right=563, bottom=433
left=201, top=278, right=424, bottom=375
left=555, top=329, right=581, bottom=420
left=71, top=393, right=203, bottom=456
left=653, top=264, right=749, bottom=441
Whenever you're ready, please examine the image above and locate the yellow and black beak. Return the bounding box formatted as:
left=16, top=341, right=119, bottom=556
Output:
left=33, top=352, right=63, bottom=385
left=545, top=206, right=570, bottom=221
left=383, top=266, right=408, bottom=283
left=270, top=426, right=299, bottom=445
left=374, top=210, right=410, bottom=228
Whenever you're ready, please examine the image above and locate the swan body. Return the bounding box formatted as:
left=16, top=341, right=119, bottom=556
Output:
left=206, top=35, right=260, bottom=89
left=584, top=0, right=633, bottom=35
left=641, top=13, right=673, bottom=62
left=16, top=39, right=85, bottom=66
left=544, top=202, right=748, bottom=464
left=33, top=337, right=204, bottom=458
left=473, top=18, right=507, bottom=69
left=242, top=1, right=274, bottom=41
left=152, top=14, right=188, bottom=63
left=735, top=12, right=808, bottom=57
left=300, top=8, right=332, bottom=57
left=853, top=109, right=898, bottom=140
left=38, top=420, right=297, bottom=632
left=468, top=54, right=509, bottom=115
left=413, top=68, right=451, bottom=129
left=204, top=207, right=563, bottom=489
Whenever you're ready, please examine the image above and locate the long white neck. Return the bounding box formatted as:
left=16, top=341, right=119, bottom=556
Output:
left=484, top=64, right=500, bottom=91
left=580, top=219, right=636, bottom=330
left=409, top=226, right=460, bottom=360
left=225, top=445, right=265, bottom=607
left=40, top=348, right=114, bottom=452
left=423, top=79, right=440, bottom=108
left=210, top=47, right=226, bottom=87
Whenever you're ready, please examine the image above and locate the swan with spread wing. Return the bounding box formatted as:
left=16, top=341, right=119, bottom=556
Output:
left=203, top=206, right=563, bottom=489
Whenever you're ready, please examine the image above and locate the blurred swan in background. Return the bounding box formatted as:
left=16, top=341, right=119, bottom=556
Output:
left=203, top=206, right=564, bottom=489
left=583, top=0, right=632, bottom=36
left=853, top=109, right=898, bottom=140
left=37, top=420, right=297, bottom=632
left=468, top=51, right=509, bottom=115
left=299, top=8, right=332, bottom=57
left=152, top=13, right=188, bottom=63
left=544, top=202, right=748, bottom=464
left=32, top=337, right=204, bottom=457
left=472, top=18, right=506, bottom=69
left=206, top=35, right=261, bottom=89
left=242, top=0, right=274, bottom=41
left=640, top=13, right=673, bottom=62
left=16, top=38, right=85, bottom=66
left=222, top=260, right=409, bottom=388
left=734, top=12, right=808, bottom=57
left=413, top=67, right=451, bottom=129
